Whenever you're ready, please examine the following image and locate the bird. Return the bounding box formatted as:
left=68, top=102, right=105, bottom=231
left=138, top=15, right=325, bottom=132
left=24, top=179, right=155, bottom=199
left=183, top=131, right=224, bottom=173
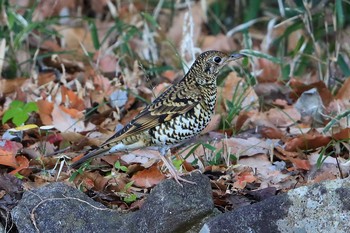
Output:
left=71, top=50, right=244, bottom=185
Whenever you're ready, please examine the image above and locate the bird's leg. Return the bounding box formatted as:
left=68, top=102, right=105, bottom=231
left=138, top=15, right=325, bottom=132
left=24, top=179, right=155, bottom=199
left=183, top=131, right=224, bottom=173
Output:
left=159, top=147, right=196, bottom=185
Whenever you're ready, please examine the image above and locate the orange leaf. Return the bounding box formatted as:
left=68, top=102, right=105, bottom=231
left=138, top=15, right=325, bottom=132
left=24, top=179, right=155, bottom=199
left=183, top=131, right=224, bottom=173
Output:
left=332, top=128, right=350, bottom=141
left=37, top=99, right=54, bottom=125
left=0, top=150, right=18, bottom=168
left=60, top=86, right=85, bottom=111
left=9, top=156, right=29, bottom=175
left=275, top=146, right=310, bottom=170
left=0, top=140, right=23, bottom=168
left=260, top=126, right=284, bottom=139
left=289, top=79, right=333, bottom=107
left=289, top=158, right=311, bottom=170
left=284, top=129, right=331, bottom=151
left=233, top=171, right=257, bottom=189
left=131, top=165, right=165, bottom=188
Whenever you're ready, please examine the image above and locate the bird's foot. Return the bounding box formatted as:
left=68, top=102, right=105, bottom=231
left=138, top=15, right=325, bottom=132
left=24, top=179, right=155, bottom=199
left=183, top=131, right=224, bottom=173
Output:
left=165, top=169, right=197, bottom=186
left=159, top=153, right=197, bottom=186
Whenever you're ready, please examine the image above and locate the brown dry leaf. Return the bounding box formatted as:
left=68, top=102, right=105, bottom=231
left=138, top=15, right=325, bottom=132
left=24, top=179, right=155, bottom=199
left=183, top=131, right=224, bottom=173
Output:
left=131, top=165, right=165, bottom=188
left=233, top=170, right=257, bottom=189
left=180, top=137, right=277, bottom=160
left=60, top=86, right=85, bottom=111
left=37, top=99, right=54, bottom=125
left=225, top=137, right=276, bottom=157
left=332, top=128, right=350, bottom=140
left=275, top=147, right=311, bottom=170
left=162, top=70, right=177, bottom=82
left=0, top=141, right=23, bottom=168
left=0, top=150, right=18, bottom=168
left=234, top=112, right=250, bottom=132
left=93, top=74, right=113, bottom=93
left=238, top=154, right=290, bottom=186
left=95, top=53, right=118, bottom=74
left=54, top=25, right=95, bottom=55
left=335, top=76, right=350, bottom=101
left=256, top=58, right=281, bottom=83
left=34, top=0, right=76, bottom=20
left=59, top=105, right=83, bottom=119
left=0, top=78, right=26, bottom=95
left=84, top=171, right=110, bottom=191
left=52, top=104, right=95, bottom=132
left=201, top=34, right=238, bottom=51
left=218, top=72, right=258, bottom=113
left=60, top=132, right=98, bottom=145
left=167, top=2, right=204, bottom=47
left=121, top=149, right=159, bottom=168
left=101, top=155, right=121, bottom=166
left=9, top=156, right=30, bottom=175
left=35, top=39, right=62, bottom=53
left=37, top=72, right=56, bottom=86
left=265, top=106, right=301, bottom=127
left=253, top=82, right=291, bottom=107
left=284, top=129, right=331, bottom=151
left=289, top=79, right=333, bottom=107
left=260, top=126, right=284, bottom=139
left=289, top=158, right=311, bottom=170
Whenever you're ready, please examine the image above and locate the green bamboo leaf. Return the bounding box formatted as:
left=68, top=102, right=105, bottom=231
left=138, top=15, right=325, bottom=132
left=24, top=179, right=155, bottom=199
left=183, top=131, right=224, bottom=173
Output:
left=203, top=143, right=217, bottom=151
left=240, top=49, right=283, bottom=64
left=337, top=54, right=350, bottom=76
left=89, top=21, right=100, bottom=50
left=336, top=0, right=344, bottom=29
left=141, top=12, right=160, bottom=29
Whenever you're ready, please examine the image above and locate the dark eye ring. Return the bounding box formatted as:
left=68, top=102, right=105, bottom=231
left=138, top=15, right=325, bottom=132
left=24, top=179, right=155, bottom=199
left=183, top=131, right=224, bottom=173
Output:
left=213, top=56, right=222, bottom=63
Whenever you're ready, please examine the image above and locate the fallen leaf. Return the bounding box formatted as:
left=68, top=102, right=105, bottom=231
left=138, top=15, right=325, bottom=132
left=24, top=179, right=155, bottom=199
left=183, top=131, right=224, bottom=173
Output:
left=260, top=126, right=284, bottom=139
left=275, top=146, right=311, bottom=170
left=9, top=156, right=30, bottom=175
left=0, top=150, right=18, bottom=168
left=52, top=104, right=96, bottom=132
left=233, top=170, right=257, bottom=189
left=0, top=140, right=23, bottom=168
left=131, top=165, right=165, bottom=188
left=289, top=79, right=333, bottom=107
left=284, top=129, right=331, bottom=151
left=37, top=100, right=54, bottom=125
left=60, top=86, right=85, bottom=111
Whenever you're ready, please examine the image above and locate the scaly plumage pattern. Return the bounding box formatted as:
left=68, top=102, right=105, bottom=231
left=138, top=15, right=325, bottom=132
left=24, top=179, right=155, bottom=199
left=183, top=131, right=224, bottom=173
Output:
left=71, top=50, right=244, bottom=185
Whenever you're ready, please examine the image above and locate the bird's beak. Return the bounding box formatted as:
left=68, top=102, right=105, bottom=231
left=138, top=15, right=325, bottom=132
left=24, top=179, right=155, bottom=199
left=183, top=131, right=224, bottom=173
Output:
left=229, top=53, right=245, bottom=61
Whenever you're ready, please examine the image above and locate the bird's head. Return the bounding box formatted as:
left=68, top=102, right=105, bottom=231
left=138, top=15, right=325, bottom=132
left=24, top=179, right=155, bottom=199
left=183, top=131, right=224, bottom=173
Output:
left=190, top=50, right=244, bottom=85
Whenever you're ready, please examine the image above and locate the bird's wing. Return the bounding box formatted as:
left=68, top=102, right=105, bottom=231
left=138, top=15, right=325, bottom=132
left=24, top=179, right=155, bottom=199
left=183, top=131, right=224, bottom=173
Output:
left=102, top=82, right=202, bottom=146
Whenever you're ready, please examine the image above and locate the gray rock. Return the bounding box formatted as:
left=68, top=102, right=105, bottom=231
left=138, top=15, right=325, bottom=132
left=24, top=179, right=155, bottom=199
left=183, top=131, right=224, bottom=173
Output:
left=200, top=178, right=350, bottom=233
left=11, top=182, right=122, bottom=233
left=12, top=173, right=214, bottom=233
left=120, top=172, right=214, bottom=233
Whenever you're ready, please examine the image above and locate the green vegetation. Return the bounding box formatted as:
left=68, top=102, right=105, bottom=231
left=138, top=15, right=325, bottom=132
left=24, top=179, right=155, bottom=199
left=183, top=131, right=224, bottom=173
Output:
left=2, top=100, right=38, bottom=126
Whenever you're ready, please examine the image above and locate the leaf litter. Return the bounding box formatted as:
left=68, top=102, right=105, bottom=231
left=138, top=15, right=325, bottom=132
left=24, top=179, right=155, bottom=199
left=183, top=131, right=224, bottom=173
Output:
left=0, top=1, right=350, bottom=216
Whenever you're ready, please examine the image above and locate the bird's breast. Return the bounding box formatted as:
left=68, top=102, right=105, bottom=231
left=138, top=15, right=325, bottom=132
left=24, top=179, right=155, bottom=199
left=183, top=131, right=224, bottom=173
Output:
left=149, top=99, right=215, bottom=146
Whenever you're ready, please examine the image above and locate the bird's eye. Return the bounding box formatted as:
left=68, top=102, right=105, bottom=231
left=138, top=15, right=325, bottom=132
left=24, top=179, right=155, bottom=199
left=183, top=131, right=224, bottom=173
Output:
left=213, top=56, right=222, bottom=63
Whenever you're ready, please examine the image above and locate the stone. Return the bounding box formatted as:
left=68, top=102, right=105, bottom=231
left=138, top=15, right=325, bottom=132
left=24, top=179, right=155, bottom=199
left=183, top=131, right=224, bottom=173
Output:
left=200, top=178, right=350, bottom=233
left=12, top=173, right=214, bottom=233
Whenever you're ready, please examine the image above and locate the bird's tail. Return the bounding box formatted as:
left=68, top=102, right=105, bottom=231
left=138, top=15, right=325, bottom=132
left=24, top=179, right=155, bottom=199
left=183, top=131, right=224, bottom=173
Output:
left=70, top=147, right=111, bottom=169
